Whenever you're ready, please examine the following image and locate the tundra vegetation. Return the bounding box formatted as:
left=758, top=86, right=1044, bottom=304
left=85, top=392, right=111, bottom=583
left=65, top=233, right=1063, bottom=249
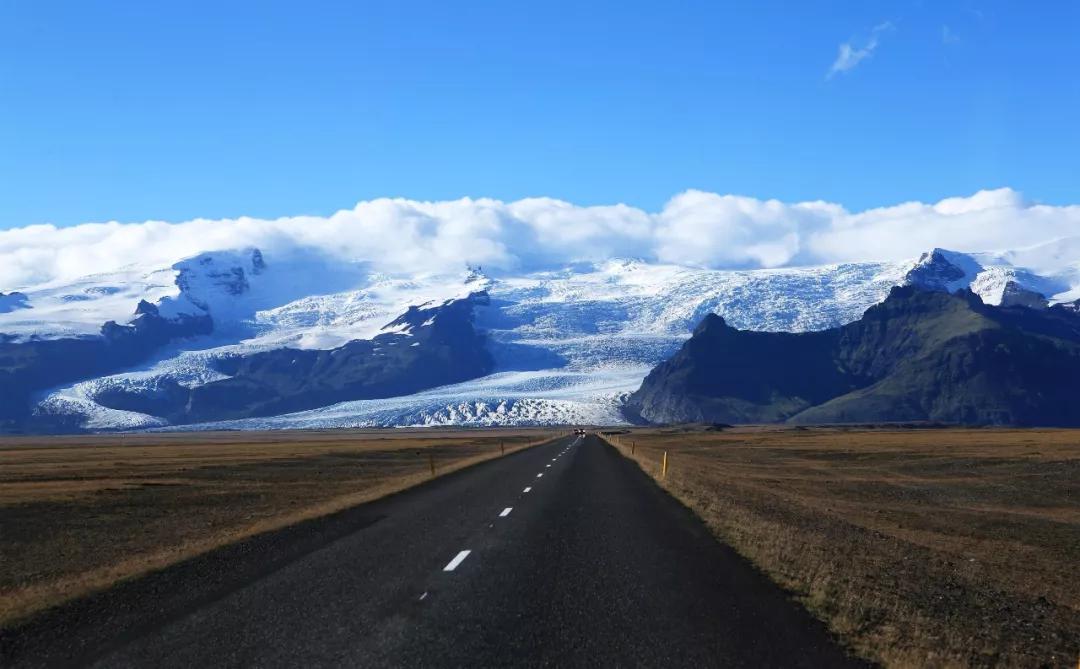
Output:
left=0, top=429, right=556, bottom=626
left=604, top=426, right=1079, bottom=668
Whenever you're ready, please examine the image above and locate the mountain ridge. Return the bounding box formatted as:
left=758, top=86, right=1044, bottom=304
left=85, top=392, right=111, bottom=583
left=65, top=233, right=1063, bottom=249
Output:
left=627, top=285, right=1080, bottom=426
left=3, top=241, right=1080, bottom=432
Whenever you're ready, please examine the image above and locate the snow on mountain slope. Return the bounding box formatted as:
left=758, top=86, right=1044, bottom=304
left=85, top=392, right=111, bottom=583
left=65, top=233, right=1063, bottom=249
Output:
left=247, top=269, right=491, bottom=350
left=0, top=266, right=178, bottom=340
left=10, top=243, right=1080, bottom=431
left=0, top=247, right=368, bottom=342
left=30, top=257, right=912, bottom=430
left=902, top=247, right=1076, bottom=307
left=975, top=236, right=1080, bottom=303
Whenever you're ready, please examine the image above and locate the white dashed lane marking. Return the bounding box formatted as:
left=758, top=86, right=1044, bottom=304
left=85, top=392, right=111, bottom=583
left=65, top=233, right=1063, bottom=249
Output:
left=443, top=550, right=471, bottom=572
left=432, top=439, right=581, bottom=583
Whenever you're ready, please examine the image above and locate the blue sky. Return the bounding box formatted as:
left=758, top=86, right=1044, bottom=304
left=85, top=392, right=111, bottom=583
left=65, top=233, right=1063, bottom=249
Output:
left=1, top=1, right=1077, bottom=229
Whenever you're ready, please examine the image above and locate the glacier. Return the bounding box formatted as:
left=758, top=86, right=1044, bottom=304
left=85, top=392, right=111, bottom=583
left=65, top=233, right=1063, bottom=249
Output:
left=6, top=238, right=1080, bottom=432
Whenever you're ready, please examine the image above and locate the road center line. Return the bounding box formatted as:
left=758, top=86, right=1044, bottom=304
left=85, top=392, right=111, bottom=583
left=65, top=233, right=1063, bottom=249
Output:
left=499, top=507, right=513, bottom=517
left=523, top=486, right=532, bottom=492
left=537, top=473, right=543, bottom=478
left=443, top=550, right=471, bottom=572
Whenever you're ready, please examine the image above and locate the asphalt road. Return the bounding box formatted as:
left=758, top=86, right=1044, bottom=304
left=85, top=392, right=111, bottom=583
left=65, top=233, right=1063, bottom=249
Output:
left=4, top=434, right=867, bottom=668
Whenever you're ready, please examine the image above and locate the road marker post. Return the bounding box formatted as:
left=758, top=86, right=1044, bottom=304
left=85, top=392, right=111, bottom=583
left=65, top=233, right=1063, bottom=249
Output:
left=501, top=440, right=505, bottom=455
left=662, top=451, right=668, bottom=479
left=632, top=441, right=636, bottom=455
left=429, top=453, right=435, bottom=477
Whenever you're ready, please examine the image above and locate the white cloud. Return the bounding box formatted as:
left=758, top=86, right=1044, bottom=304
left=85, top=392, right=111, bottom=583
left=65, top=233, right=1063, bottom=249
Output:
left=2, top=188, right=1080, bottom=289
left=828, top=21, right=894, bottom=78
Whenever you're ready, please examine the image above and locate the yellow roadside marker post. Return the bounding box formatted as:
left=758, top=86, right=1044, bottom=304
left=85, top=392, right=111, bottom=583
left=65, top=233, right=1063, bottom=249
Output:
left=662, top=451, right=668, bottom=479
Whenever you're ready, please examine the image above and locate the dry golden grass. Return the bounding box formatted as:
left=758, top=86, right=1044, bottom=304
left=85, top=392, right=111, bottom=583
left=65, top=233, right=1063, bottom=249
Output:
left=603, top=426, right=1080, bottom=669
left=0, top=428, right=557, bottom=627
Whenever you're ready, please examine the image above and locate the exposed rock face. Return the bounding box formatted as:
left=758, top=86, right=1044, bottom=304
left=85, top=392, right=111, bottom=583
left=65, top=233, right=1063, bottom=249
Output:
left=0, top=292, right=29, bottom=314
left=627, top=286, right=1080, bottom=427
left=622, top=313, right=846, bottom=425
left=173, top=249, right=260, bottom=309
left=903, top=250, right=972, bottom=291
left=0, top=303, right=212, bottom=432
left=1056, top=299, right=1080, bottom=314
left=92, top=292, right=496, bottom=425
left=998, top=281, right=1049, bottom=309
left=100, top=300, right=213, bottom=345
left=0, top=244, right=500, bottom=432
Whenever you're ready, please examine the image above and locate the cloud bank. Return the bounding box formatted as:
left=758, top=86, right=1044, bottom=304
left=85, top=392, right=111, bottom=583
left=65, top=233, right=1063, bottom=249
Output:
left=2, top=188, right=1080, bottom=289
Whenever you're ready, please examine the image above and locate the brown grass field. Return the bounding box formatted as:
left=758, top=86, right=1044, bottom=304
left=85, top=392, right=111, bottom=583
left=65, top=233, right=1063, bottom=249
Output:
left=602, top=426, right=1080, bottom=669
left=3, top=425, right=1077, bottom=667
left=0, top=428, right=557, bottom=627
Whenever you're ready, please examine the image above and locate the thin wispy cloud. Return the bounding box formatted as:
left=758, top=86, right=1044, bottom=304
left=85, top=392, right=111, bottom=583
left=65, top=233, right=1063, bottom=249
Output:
left=942, top=24, right=960, bottom=44
left=827, top=21, right=894, bottom=79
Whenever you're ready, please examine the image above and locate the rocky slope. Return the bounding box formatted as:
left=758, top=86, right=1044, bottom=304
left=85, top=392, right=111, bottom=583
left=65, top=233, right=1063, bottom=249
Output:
left=0, top=291, right=29, bottom=314
left=626, top=286, right=1080, bottom=426
left=87, top=292, right=494, bottom=424
left=0, top=302, right=212, bottom=431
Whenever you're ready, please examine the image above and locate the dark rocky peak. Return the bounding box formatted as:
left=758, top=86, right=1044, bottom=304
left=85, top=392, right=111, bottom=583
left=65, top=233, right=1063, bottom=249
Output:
left=903, top=249, right=981, bottom=292
left=381, top=291, right=490, bottom=338
left=133, top=299, right=160, bottom=317
left=865, top=285, right=985, bottom=319
left=692, top=312, right=728, bottom=336
left=101, top=298, right=212, bottom=345
left=0, top=291, right=30, bottom=314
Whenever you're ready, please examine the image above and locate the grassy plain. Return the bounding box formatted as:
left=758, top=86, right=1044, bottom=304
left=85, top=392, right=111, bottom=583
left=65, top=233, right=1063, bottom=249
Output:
left=0, top=428, right=557, bottom=626
left=603, top=426, right=1079, bottom=668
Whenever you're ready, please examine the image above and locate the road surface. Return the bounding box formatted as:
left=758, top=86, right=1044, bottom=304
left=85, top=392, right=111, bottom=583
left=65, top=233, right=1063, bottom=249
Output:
left=3, top=434, right=866, bottom=668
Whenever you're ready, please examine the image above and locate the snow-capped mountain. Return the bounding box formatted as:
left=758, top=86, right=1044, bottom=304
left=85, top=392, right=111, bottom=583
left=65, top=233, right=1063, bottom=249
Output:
left=4, top=238, right=1080, bottom=432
